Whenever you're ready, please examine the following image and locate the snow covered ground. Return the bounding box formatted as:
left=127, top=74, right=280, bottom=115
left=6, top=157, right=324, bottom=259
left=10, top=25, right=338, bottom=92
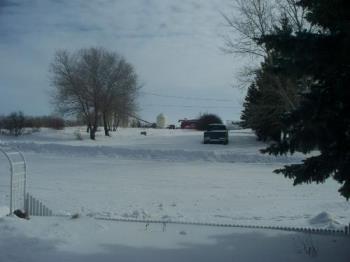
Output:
left=0, top=128, right=349, bottom=261
left=1, top=216, right=349, bottom=262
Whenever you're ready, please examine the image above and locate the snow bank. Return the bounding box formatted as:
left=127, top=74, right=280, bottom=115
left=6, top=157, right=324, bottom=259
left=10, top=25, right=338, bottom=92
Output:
left=1, top=128, right=307, bottom=164
left=309, top=212, right=341, bottom=229
left=3, top=142, right=303, bottom=164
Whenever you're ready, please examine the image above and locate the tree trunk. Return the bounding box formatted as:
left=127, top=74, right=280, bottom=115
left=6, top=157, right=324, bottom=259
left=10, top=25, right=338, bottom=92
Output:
left=113, top=117, right=120, bottom=131
left=86, top=122, right=91, bottom=133
left=90, top=126, right=97, bottom=140
left=103, top=112, right=110, bottom=136
left=90, top=112, right=99, bottom=140
left=107, top=120, right=112, bottom=132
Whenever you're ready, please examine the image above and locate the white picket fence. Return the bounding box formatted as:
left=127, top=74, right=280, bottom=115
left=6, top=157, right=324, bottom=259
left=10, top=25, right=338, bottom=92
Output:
left=25, top=193, right=53, bottom=217
left=95, top=217, right=350, bottom=237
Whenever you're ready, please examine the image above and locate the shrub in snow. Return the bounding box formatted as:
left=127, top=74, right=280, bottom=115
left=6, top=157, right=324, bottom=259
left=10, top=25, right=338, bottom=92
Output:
left=47, top=117, right=65, bottom=130
left=71, top=213, right=80, bottom=219
left=196, top=113, right=223, bottom=131
left=1, top=111, right=25, bottom=136
left=0, top=113, right=65, bottom=134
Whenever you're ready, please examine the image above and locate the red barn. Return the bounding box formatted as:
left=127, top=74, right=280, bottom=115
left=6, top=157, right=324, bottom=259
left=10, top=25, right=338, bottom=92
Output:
left=178, top=119, right=198, bottom=129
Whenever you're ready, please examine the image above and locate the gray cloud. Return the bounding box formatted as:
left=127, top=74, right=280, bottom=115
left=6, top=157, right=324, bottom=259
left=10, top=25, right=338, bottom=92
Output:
left=0, top=0, right=19, bottom=8
left=0, top=0, right=244, bottom=122
left=170, top=4, right=184, bottom=14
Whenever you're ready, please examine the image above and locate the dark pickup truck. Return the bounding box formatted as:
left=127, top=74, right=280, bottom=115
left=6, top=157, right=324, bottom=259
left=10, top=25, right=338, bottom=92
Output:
left=203, top=124, right=229, bottom=145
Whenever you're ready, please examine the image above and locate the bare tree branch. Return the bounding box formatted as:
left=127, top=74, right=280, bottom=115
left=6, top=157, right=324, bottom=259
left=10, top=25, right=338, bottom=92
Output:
left=221, top=0, right=276, bottom=58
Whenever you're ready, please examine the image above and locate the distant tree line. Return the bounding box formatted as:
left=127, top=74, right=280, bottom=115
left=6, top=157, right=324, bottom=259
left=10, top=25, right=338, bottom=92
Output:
left=0, top=111, right=65, bottom=136
left=50, top=47, right=139, bottom=140
left=225, top=0, right=350, bottom=198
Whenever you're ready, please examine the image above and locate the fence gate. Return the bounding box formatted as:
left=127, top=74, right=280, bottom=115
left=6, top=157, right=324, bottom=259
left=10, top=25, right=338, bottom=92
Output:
left=0, top=145, right=26, bottom=215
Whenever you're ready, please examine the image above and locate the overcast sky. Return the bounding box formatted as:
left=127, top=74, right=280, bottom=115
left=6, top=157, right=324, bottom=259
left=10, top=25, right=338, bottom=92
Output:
left=0, top=0, right=248, bottom=124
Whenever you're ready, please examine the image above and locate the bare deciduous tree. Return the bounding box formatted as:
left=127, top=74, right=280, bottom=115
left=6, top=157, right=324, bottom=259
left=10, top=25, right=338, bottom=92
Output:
left=50, top=47, right=139, bottom=140
left=275, top=0, right=311, bottom=32
left=100, top=57, right=139, bottom=136
left=222, top=0, right=276, bottom=58
left=222, top=0, right=310, bottom=105
left=222, top=0, right=310, bottom=58
left=50, top=50, right=93, bottom=132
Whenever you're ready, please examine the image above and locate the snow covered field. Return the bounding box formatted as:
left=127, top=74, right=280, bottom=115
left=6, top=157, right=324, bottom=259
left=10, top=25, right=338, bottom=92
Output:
left=0, top=128, right=349, bottom=261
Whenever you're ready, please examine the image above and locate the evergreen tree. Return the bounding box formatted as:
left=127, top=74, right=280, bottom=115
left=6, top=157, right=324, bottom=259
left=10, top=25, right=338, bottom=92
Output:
left=241, top=16, right=300, bottom=142
left=241, top=83, right=260, bottom=130
left=260, top=0, right=350, bottom=198
left=241, top=71, right=286, bottom=141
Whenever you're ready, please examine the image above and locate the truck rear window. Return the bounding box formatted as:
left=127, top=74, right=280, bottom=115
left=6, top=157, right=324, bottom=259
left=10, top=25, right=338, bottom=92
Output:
left=208, top=125, right=226, bottom=131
